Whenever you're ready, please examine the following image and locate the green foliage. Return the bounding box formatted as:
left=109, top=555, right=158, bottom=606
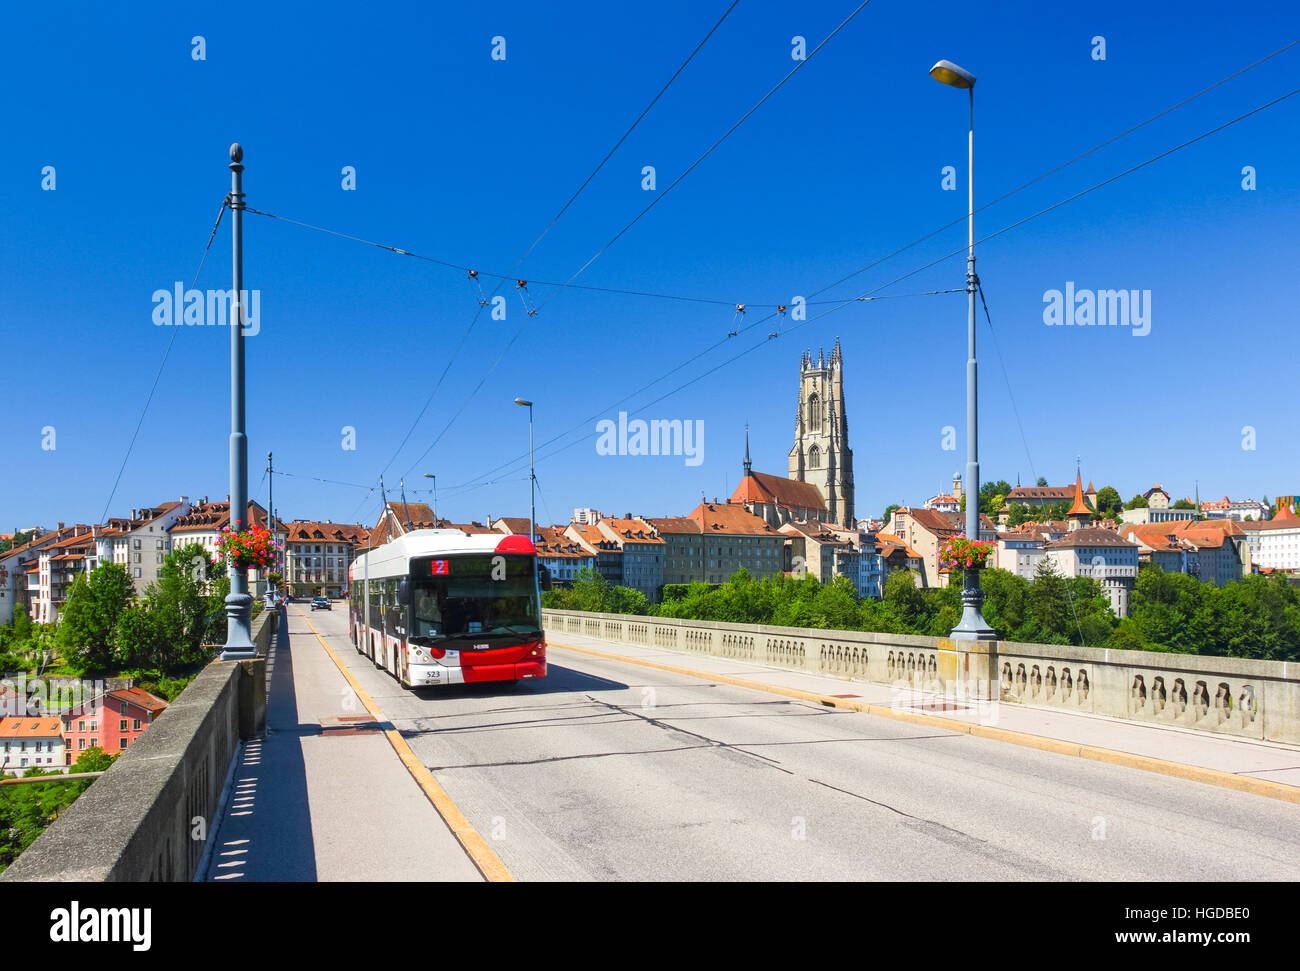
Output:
left=546, top=556, right=1300, bottom=662
left=56, top=564, right=133, bottom=671
left=1094, top=486, right=1123, bottom=519
left=0, top=749, right=115, bottom=872
left=979, top=479, right=1012, bottom=516
left=1172, top=499, right=1196, bottom=510
left=1005, top=503, right=1032, bottom=528
left=1125, top=494, right=1149, bottom=510
left=1035, top=477, right=1048, bottom=487
left=542, top=567, right=649, bottom=616
left=11, top=606, right=32, bottom=643
left=882, top=503, right=901, bottom=525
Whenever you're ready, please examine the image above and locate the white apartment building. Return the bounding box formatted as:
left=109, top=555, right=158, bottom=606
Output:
left=0, top=717, right=65, bottom=775
left=91, top=498, right=193, bottom=594
left=1240, top=513, right=1300, bottom=572
left=996, top=532, right=1047, bottom=580
left=1042, top=528, right=1140, bottom=618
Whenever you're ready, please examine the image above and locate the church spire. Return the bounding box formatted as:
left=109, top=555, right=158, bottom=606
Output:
left=743, top=424, right=752, bottom=476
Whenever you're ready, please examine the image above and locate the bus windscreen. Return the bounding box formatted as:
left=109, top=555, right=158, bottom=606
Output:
left=409, top=554, right=540, bottom=645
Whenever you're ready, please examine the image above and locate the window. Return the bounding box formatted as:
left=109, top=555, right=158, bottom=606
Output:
left=65, top=738, right=72, bottom=749
left=133, top=539, right=141, bottom=550
left=119, top=738, right=128, bottom=750
left=78, top=738, right=86, bottom=750
left=119, top=719, right=128, bottom=731
left=90, top=720, right=97, bottom=732
left=120, top=701, right=128, bottom=715
left=90, top=738, right=97, bottom=748
left=78, top=720, right=85, bottom=732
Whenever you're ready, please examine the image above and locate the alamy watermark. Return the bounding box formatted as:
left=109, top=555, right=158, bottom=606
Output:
left=595, top=412, right=703, bottom=467
left=1042, top=282, right=1150, bottom=337
left=152, top=283, right=260, bottom=335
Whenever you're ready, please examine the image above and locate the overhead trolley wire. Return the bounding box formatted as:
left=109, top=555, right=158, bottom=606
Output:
left=100, top=197, right=229, bottom=525
left=440, top=82, right=1300, bottom=498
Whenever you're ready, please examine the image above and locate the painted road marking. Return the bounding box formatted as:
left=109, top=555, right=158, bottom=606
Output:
left=297, top=608, right=514, bottom=882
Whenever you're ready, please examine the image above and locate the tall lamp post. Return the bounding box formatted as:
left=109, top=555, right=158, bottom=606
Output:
left=930, top=60, right=995, bottom=642
left=222, top=143, right=256, bottom=659
left=514, top=398, right=538, bottom=594
left=423, top=473, right=437, bottom=525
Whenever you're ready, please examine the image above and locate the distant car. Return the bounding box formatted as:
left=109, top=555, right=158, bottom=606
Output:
left=311, top=597, right=331, bottom=611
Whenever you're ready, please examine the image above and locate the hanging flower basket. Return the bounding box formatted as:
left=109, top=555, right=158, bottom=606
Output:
left=266, top=571, right=283, bottom=585
left=216, top=524, right=281, bottom=571
left=938, top=534, right=996, bottom=571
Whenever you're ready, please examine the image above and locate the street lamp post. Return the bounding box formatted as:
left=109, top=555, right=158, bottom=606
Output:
left=423, top=473, right=437, bottom=525
left=930, top=61, right=996, bottom=642
left=514, top=398, right=538, bottom=593
left=222, top=143, right=256, bottom=659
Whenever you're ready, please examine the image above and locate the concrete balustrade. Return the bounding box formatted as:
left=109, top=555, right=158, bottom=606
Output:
left=2, top=607, right=278, bottom=882
left=543, top=609, right=1300, bottom=744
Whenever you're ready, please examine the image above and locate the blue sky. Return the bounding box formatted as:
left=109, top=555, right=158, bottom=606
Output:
left=3, top=0, right=1298, bottom=533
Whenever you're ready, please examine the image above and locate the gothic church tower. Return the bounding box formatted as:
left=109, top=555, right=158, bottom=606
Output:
left=787, top=338, right=854, bottom=527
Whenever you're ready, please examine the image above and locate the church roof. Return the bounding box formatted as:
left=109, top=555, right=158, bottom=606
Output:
left=1067, top=471, right=1092, bottom=518
left=731, top=471, right=825, bottom=513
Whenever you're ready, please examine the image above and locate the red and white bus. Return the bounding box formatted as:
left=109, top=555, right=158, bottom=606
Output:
left=348, top=529, right=546, bottom=688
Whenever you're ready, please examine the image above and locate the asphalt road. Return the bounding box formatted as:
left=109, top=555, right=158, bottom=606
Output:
left=305, top=608, right=1300, bottom=881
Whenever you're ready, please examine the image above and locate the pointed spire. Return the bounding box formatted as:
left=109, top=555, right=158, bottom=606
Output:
left=743, top=424, right=752, bottom=475
left=1067, top=469, right=1091, bottom=527
left=832, top=335, right=842, bottom=364
left=818, top=347, right=825, bottom=368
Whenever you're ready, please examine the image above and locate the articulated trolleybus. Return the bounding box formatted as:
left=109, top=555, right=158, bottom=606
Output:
left=348, top=529, right=546, bottom=688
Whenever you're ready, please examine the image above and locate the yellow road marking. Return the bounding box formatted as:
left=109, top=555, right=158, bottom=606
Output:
left=296, top=608, right=514, bottom=882
left=547, top=638, right=1300, bottom=806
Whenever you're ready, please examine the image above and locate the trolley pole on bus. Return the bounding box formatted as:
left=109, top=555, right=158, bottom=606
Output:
left=514, top=398, right=537, bottom=593
left=222, top=142, right=256, bottom=659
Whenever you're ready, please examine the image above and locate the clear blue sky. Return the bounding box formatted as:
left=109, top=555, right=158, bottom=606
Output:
left=3, top=0, right=1298, bottom=532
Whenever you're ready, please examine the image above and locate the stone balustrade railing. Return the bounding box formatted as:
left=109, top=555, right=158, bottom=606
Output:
left=542, top=609, right=1300, bottom=745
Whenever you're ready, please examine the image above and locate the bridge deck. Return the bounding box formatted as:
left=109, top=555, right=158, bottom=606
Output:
left=202, top=608, right=483, bottom=882
left=545, top=630, right=1300, bottom=792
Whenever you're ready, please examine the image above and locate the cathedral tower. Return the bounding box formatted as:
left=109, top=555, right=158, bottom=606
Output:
left=788, top=338, right=854, bottom=527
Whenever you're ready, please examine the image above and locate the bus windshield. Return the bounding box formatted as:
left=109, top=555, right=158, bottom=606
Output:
left=409, top=554, right=540, bottom=643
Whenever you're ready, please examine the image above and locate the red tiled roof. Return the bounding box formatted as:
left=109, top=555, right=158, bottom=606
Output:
left=284, top=521, right=370, bottom=545
left=107, top=687, right=168, bottom=713
left=731, top=471, right=825, bottom=513
left=686, top=502, right=779, bottom=536
left=1045, top=528, right=1137, bottom=549
left=0, top=717, right=62, bottom=738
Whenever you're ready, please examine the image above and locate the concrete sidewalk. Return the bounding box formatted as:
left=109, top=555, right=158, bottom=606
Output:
left=546, top=630, right=1300, bottom=791
left=203, top=607, right=483, bottom=882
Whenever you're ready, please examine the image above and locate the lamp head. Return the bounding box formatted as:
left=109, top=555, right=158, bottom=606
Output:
left=514, top=398, right=533, bottom=407
left=930, top=59, right=975, bottom=89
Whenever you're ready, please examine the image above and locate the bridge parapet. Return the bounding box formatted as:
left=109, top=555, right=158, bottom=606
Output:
left=1, top=608, right=277, bottom=882
left=543, top=609, right=1300, bottom=744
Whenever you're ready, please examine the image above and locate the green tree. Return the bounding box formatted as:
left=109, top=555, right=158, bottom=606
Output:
left=55, top=563, right=133, bottom=671
left=882, top=504, right=901, bottom=525
left=1035, top=476, right=1048, bottom=487
left=1026, top=557, right=1071, bottom=643
left=1094, top=486, right=1123, bottom=519
left=1124, top=494, right=1149, bottom=510
left=1171, top=499, right=1196, bottom=510
left=1005, top=503, right=1032, bottom=528
left=72, top=747, right=117, bottom=774
left=11, top=605, right=32, bottom=644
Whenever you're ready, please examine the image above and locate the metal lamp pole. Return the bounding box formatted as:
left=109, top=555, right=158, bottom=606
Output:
left=424, top=473, right=437, bottom=525
left=931, top=61, right=995, bottom=642
left=514, top=398, right=537, bottom=592
left=222, top=142, right=256, bottom=658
